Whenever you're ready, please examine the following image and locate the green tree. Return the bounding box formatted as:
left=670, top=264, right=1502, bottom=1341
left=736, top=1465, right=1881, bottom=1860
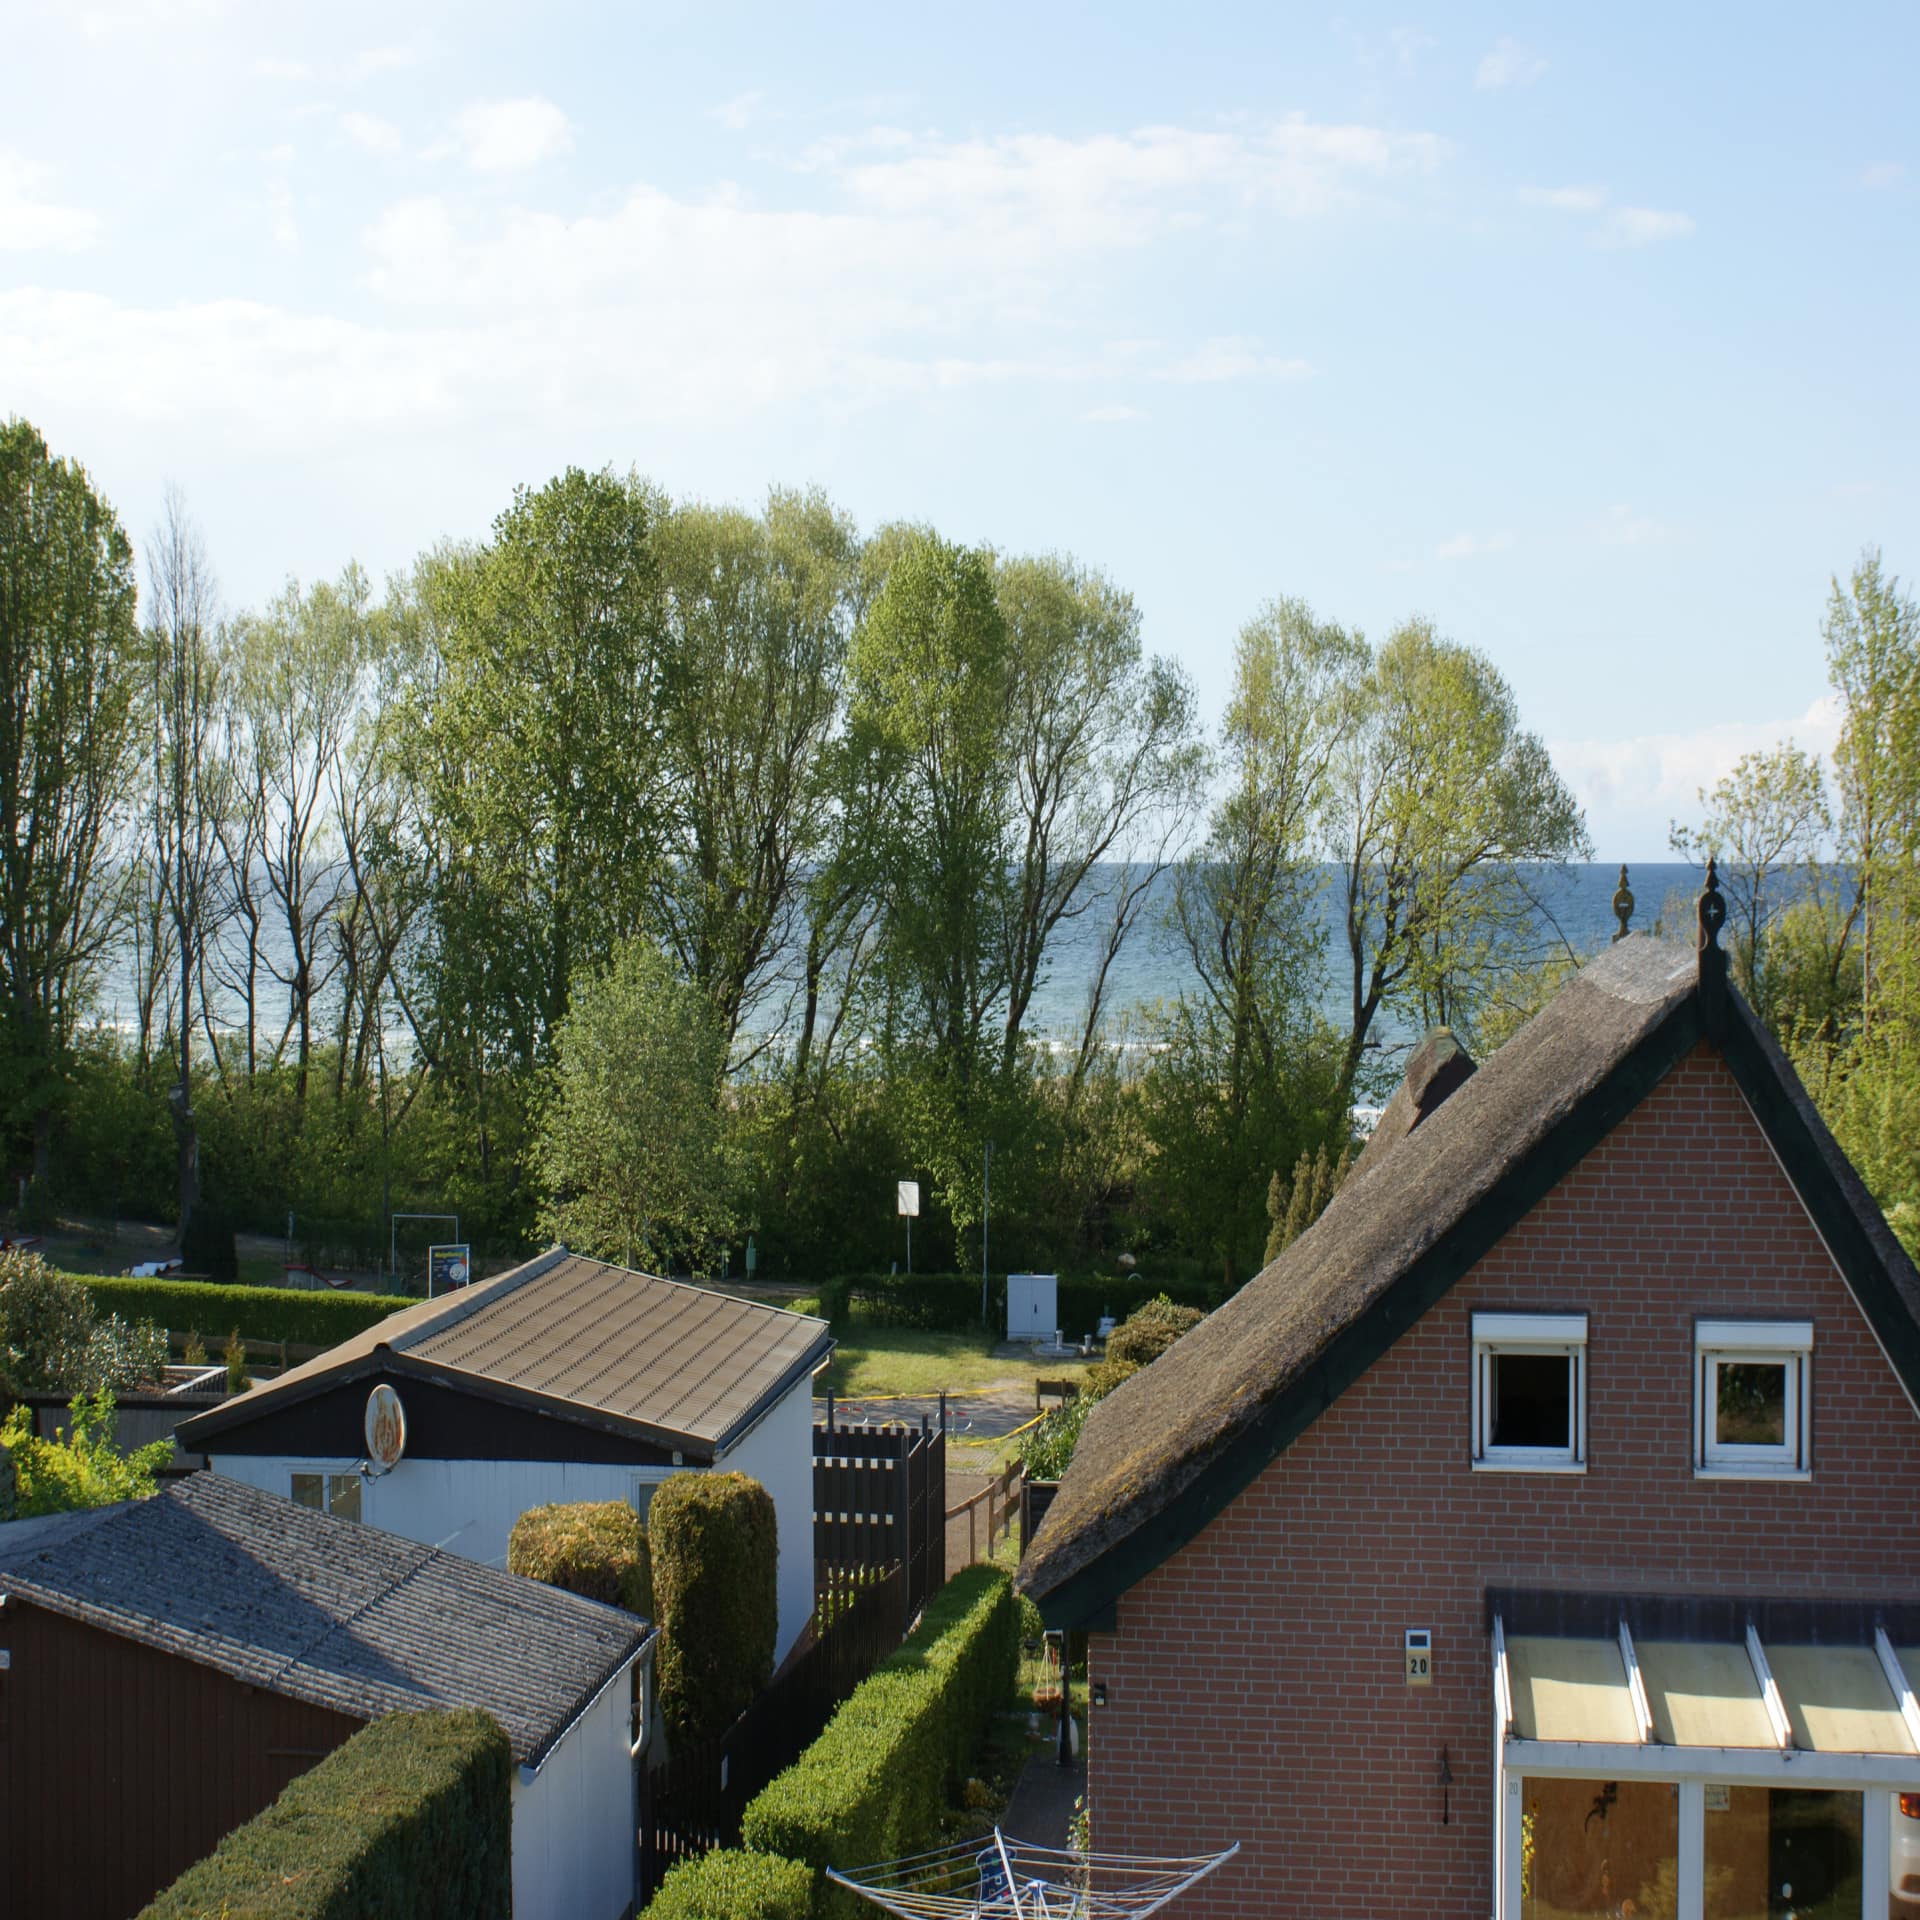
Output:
left=535, top=939, right=734, bottom=1271
left=1332, top=619, right=1590, bottom=1090
left=1671, top=744, right=1831, bottom=1029
left=0, top=1392, right=172, bottom=1519
left=0, top=420, right=145, bottom=1186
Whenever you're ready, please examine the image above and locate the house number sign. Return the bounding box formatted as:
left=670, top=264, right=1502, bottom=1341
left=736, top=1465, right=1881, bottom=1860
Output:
left=365, top=1384, right=407, bottom=1472
left=1405, top=1628, right=1432, bottom=1686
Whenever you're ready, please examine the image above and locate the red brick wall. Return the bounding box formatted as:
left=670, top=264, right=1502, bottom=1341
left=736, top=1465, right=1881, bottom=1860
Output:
left=1087, top=1046, right=1920, bottom=1918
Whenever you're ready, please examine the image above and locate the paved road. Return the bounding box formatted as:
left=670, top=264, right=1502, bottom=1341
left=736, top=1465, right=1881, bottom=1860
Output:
left=815, top=1385, right=1037, bottom=1440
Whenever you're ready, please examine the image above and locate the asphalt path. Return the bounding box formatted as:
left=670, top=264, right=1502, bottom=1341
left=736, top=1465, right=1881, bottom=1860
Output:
left=815, top=1385, right=1037, bottom=1440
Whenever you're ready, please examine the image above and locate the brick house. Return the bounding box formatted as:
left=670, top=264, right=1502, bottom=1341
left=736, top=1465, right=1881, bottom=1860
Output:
left=1019, top=889, right=1920, bottom=1920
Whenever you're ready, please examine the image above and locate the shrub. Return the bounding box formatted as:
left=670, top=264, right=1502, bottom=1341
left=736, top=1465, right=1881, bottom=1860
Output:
left=650, top=1471, right=778, bottom=1745
left=642, top=1847, right=813, bottom=1920
left=181, top=1194, right=240, bottom=1284
left=1104, top=1293, right=1205, bottom=1370
left=508, top=1500, right=653, bottom=1618
left=79, top=1275, right=412, bottom=1351
left=136, top=1708, right=511, bottom=1920
left=741, top=1564, right=1019, bottom=1916
left=0, top=1251, right=168, bottom=1397
left=0, top=1391, right=173, bottom=1519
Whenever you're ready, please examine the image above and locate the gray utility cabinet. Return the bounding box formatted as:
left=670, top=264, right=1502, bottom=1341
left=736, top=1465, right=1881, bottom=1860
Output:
left=1006, top=1272, right=1059, bottom=1344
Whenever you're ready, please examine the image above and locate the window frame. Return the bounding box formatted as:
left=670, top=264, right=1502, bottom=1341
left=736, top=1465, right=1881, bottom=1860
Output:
left=1693, top=1318, right=1812, bottom=1479
left=1471, top=1311, right=1589, bottom=1475
left=291, top=1469, right=363, bottom=1522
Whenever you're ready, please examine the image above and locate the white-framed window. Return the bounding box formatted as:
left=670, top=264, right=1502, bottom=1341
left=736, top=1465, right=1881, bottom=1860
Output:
left=1471, top=1312, right=1588, bottom=1473
left=291, top=1470, right=362, bottom=1522
left=1694, top=1319, right=1811, bottom=1477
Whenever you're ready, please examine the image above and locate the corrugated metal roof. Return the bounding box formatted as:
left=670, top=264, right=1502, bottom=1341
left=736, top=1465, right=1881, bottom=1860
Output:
left=0, top=1473, right=649, bottom=1768
left=178, top=1250, right=834, bottom=1457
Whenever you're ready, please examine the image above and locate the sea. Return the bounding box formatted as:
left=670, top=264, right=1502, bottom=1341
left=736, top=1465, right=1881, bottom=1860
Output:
left=92, top=862, right=1719, bottom=1070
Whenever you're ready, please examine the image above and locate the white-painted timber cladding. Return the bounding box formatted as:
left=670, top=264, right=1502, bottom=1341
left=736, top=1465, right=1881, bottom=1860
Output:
left=509, top=1657, right=637, bottom=1920
left=206, top=1372, right=818, bottom=1661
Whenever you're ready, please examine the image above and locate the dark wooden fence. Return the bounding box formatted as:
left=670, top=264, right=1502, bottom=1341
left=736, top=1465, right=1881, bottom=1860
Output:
left=640, top=1563, right=904, bottom=1899
left=813, top=1416, right=945, bottom=1619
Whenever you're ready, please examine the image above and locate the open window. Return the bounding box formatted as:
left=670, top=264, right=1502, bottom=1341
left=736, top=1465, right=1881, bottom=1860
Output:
left=1694, top=1319, right=1811, bottom=1478
left=1472, top=1313, right=1587, bottom=1473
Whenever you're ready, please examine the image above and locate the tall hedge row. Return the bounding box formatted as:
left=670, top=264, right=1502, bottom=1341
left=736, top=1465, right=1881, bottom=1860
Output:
left=650, top=1470, right=778, bottom=1745
left=816, top=1270, right=1219, bottom=1336
left=508, top=1500, right=653, bottom=1618
left=642, top=1847, right=814, bottom=1920
left=79, top=1276, right=412, bottom=1350
left=740, top=1564, right=1019, bottom=1916
left=136, top=1709, right=511, bottom=1920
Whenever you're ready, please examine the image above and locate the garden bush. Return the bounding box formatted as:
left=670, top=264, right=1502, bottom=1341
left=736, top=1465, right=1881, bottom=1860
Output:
left=741, top=1564, right=1019, bottom=1916
left=136, top=1708, right=511, bottom=1920
left=79, top=1275, right=411, bottom=1351
left=1104, top=1293, right=1205, bottom=1369
left=508, top=1499, right=653, bottom=1617
left=650, top=1470, right=778, bottom=1745
left=0, top=1391, right=173, bottom=1518
left=0, top=1251, right=168, bottom=1397
left=641, top=1847, right=813, bottom=1920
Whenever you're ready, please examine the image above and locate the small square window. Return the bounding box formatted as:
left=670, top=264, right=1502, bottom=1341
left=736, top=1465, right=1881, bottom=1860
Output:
left=290, top=1472, right=323, bottom=1510
left=1472, top=1313, right=1587, bottom=1473
left=1695, top=1320, right=1811, bottom=1477
left=291, top=1471, right=362, bottom=1521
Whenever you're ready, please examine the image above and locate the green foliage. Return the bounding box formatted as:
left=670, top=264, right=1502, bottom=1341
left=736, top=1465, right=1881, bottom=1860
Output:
left=650, top=1471, right=779, bottom=1746
left=180, top=1192, right=239, bottom=1283
left=641, top=1847, right=813, bottom=1920
left=536, top=937, right=736, bottom=1271
left=815, top=1270, right=1219, bottom=1339
left=1103, top=1293, right=1206, bottom=1370
left=1263, top=1143, right=1351, bottom=1265
left=508, top=1500, right=653, bottom=1618
left=0, top=1250, right=167, bottom=1396
left=135, top=1709, right=511, bottom=1920
left=0, top=1392, right=172, bottom=1518
left=78, top=1274, right=411, bottom=1349
left=740, top=1564, right=1019, bottom=1916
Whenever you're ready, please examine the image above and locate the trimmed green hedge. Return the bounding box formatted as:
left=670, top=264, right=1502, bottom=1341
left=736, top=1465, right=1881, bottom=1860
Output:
left=509, top=1499, right=653, bottom=1618
left=820, top=1270, right=1220, bottom=1335
left=741, top=1564, right=1019, bottom=1916
left=651, top=1470, right=778, bottom=1746
left=642, top=1847, right=813, bottom=1919
left=78, top=1275, right=411, bottom=1350
left=136, top=1708, right=510, bottom=1919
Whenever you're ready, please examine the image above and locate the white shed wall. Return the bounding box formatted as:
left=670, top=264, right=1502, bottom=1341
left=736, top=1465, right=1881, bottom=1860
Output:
left=206, top=1371, right=819, bottom=1659
left=509, top=1658, right=637, bottom=1920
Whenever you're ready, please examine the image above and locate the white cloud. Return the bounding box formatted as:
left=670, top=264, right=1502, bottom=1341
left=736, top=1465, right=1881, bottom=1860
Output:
left=1551, top=698, right=1842, bottom=844
left=713, top=91, right=766, bottom=132
left=1476, top=37, right=1548, bottom=90
left=1521, top=183, right=1694, bottom=247
left=445, top=97, right=573, bottom=174
left=1601, top=205, right=1695, bottom=247
left=0, top=153, right=103, bottom=252
left=1591, top=504, right=1672, bottom=547
left=1162, top=336, right=1310, bottom=383
left=1083, top=404, right=1146, bottom=423
left=1435, top=529, right=1515, bottom=561
left=341, top=111, right=404, bottom=155
left=1860, top=161, right=1907, bottom=191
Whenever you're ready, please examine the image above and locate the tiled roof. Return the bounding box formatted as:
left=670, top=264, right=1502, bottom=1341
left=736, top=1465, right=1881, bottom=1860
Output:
left=0, top=1472, right=649, bottom=1767
left=178, top=1250, right=833, bottom=1458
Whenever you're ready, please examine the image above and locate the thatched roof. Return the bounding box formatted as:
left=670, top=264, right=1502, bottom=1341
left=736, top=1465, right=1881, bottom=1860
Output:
left=1018, top=931, right=1920, bottom=1629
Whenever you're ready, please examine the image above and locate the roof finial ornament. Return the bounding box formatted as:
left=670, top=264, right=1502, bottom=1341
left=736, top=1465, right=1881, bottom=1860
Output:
left=1611, top=864, right=1635, bottom=943
left=1696, top=855, right=1729, bottom=1034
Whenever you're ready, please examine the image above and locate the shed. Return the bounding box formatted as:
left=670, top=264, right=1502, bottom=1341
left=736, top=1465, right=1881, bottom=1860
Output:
left=0, top=1472, right=652, bottom=1920
left=1007, top=1271, right=1059, bottom=1343
left=177, top=1249, right=833, bottom=1659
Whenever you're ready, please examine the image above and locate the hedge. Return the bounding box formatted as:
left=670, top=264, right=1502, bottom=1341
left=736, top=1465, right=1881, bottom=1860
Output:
left=136, top=1708, right=511, bottom=1920
left=508, top=1500, right=653, bottom=1618
left=642, top=1847, right=813, bottom=1919
left=741, top=1564, right=1019, bottom=1917
left=78, top=1275, right=411, bottom=1351
left=819, top=1269, right=1220, bottom=1336
left=650, top=1470, right=778, bottom=1745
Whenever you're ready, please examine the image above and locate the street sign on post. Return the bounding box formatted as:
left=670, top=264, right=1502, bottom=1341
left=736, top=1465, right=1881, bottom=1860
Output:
left=897, top=1180, right=920, bottom=1274
left=427, top=1244, right=471, bottom=1296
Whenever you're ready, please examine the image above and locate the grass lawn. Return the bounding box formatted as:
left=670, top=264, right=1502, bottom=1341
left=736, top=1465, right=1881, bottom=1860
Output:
left=818, top=1327, right=1093, bottom=1400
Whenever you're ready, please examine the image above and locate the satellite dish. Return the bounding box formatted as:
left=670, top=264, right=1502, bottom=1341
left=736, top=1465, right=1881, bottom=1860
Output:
left=364, top=1384, right=406, bottom=1472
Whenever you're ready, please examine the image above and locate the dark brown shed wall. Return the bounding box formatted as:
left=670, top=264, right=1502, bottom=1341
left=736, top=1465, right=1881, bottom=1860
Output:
left=0, top=1598, right=363, bottom=1920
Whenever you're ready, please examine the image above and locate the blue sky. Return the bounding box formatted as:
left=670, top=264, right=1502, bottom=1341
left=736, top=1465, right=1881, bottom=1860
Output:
left=5, top=0, right=1916, bottom=855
